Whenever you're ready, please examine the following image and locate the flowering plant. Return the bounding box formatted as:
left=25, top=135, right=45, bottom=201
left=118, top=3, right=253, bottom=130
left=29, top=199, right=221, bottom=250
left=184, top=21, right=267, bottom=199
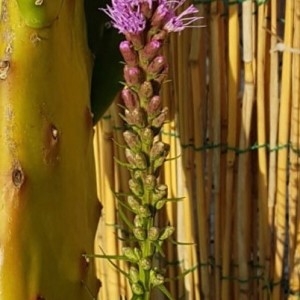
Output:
left=98, top=1, right=200, bottom=299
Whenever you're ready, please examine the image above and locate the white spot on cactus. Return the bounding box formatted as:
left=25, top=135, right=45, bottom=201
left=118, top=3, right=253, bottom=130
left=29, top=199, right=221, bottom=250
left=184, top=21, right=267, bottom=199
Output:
left=51, top=127, right=58, bottom=140
left=84, top=256, right=90, bottom=264
left=35, top=0, right=44, bottom=5
left=0, top=60, right=9, bottom=80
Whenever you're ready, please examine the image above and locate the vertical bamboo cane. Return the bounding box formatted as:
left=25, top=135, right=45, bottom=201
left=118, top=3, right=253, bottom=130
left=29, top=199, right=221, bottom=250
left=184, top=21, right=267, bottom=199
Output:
left=96, top=114, right=121, bottom=300
left=161, top=48, right=178, bottom=297
left=256, top=4, right=270, bottom=300
left=288, top=0, right=300, bottom=296
left=94, top=124, right=106, bottom=299
left=268, top=0, right=279, bottom=290
left=168, top=30, right=187, bottom=299
left=273, top=1, right=294, bottom=299
left=209, top=2, right=223, bottom=298
left=218, top=6, right=229, bottom=298
left=236, top=2, right=255, bottom=299
left=221, top=4, right=240, bottom=300
left=190, top=11, right=209, bottom=299
left=94, top=120, right=109, bottom=300
left=110, top=101, right=133, bottom=300
left=162, top=122, right=178, bottom=299
left=176, top=11, right=199, bottom=299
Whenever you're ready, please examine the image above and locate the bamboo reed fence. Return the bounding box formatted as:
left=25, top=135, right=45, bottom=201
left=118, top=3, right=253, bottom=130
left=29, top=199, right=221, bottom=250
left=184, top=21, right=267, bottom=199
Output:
left=93, top=0, right=300, bottom=299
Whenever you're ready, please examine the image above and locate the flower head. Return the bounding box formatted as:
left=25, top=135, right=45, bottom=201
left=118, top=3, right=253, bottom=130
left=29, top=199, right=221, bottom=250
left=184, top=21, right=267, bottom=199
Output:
left=101, top=0, right=200, bottom=35
left=157, top=0, right=201, bottom=32
left=101, top=0, right=147, bottom=34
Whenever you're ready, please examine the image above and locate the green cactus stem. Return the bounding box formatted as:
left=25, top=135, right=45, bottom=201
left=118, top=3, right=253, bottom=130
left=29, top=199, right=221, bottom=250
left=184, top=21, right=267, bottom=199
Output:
left=0, top=1, right=100, bottom=299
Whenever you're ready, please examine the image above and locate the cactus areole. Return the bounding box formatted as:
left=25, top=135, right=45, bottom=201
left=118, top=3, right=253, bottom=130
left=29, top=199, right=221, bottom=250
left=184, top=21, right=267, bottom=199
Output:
left=0, top=1, right=100, bottom=299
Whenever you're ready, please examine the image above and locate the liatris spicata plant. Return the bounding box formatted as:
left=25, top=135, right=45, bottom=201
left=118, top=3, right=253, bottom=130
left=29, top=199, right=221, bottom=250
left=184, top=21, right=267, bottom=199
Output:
left=96, top=1, right=201, bottom=299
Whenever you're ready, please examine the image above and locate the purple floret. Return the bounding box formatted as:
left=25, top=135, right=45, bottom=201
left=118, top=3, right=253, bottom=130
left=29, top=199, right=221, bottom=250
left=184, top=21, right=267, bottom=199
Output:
left=163, top=4, right=201, bottom=32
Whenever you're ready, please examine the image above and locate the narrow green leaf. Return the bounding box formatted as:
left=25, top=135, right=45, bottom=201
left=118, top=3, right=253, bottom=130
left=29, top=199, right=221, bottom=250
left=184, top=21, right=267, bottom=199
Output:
left=169, top=238, right=196, bottom=246
left=117, top=206, right=134, bottom=230
left=113, top=156, right=133, bottom=169
left=156, top=285, right=174, bottom=300
left=114, top=191, right=132, bottom=199
left=84, top=253, right=127, bottom=260
left=165, top=154, right=181, bottom=162
left=97, top=247, right=130, bottom=278
left=164, top=264, right=199, bottom=282
left=166, top=197, right=185, bottom=202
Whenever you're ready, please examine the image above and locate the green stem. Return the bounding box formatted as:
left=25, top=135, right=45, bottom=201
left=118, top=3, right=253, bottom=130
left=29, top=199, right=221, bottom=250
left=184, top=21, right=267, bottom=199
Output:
left=144, top=291, right=151, bottom=300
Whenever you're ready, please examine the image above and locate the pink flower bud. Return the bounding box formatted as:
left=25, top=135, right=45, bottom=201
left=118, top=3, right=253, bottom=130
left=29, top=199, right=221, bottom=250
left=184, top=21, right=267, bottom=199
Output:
left=150, top=141, right=170, bottom=161
left=144, top=175, right=156, bottom=190
left=140, top=40, right=162, bottom=62
left=151, top=107, right=168, bottom=128
left=121, top=87, right=139, bottom=111
left=123, top=65, right=143, bottom=85
left=119, top=41, right=138, bottom=66
left=154, top=66, right=168, bottom=84
left=147, top=55, right=166, bottom=75
left=134, top=152, right=148, bottom=169
left=127, top=195, right=141, bottom=213
left=147, top=95, right=161, bottom=115
left=125, top=32, right=144, bottom=50
left=140, top=1, right=152, bottom=19
left=124, top=109, right=144, bottom=126
left=123, top=130, right=142, bottom=151
left=130, top=107, right=147, bottom=127
left=125, top=148, right=137, bottom=165
left=151, top=4, right=168, bottom=28
left=141, top=128, right=154, bottom=145
left=129, top=178, right=144, bottom=197
left=140, top=81, right=154, bottom=98
left=152, top=30, right=168, bottom=41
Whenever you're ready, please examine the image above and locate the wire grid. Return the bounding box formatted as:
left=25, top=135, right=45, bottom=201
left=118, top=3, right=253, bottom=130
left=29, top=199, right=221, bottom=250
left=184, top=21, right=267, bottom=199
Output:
left=94, top=0, right=300, bottom=299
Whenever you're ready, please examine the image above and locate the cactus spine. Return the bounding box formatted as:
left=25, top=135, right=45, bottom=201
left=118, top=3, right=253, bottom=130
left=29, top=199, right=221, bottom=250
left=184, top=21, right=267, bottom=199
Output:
left=0, top=1, right=99, bottom=299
